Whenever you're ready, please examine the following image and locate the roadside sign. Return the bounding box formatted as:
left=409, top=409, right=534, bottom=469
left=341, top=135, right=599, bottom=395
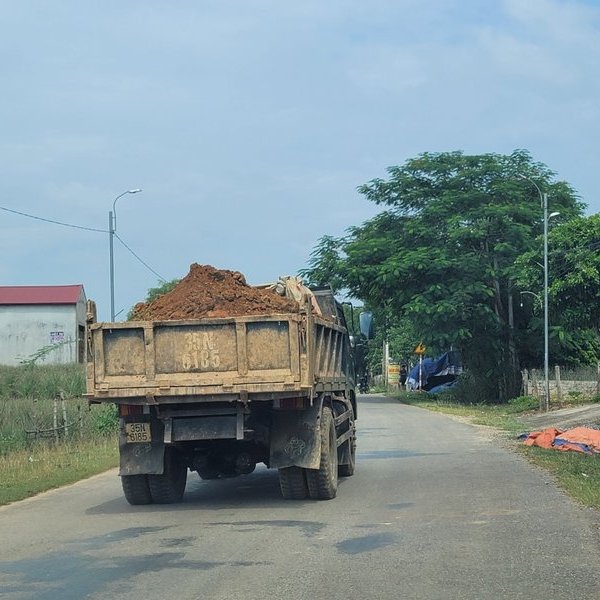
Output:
left=414, top=343, right=426, bottom=355
left=388, top=363, right=400, bottom=384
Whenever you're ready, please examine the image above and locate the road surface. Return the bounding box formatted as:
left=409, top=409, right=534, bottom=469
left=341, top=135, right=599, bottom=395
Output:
left=1, top=394, right=599, bottom=599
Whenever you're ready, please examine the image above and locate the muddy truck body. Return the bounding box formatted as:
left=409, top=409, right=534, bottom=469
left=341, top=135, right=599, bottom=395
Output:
left=85, top=287, right=357, bottom=505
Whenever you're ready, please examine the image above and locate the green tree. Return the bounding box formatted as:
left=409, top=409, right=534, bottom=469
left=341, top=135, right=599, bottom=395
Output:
left=127, top=279, right=180, bottom=320
left=301, top=235, right=347, bottom=293
left=302, top=150, right=584, bottom=402
left=516, top=214, right=600, bottom=366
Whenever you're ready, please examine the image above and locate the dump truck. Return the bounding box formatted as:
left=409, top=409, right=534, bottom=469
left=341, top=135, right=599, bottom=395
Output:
left=85, top=284, right=357, bottom=505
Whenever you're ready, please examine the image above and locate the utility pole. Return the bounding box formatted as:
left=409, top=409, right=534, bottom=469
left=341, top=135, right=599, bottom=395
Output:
left=109, top=189, right=142, bottom=321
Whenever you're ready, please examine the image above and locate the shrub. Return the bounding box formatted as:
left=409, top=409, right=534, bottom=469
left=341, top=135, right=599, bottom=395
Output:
left=93, top=404, right=119, bottom=435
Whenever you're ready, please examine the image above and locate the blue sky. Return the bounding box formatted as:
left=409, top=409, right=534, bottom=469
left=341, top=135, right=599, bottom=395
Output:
left=1, top=0, right=598, bottom=319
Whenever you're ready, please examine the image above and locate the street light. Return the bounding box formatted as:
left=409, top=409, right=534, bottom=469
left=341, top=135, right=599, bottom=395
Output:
left=109, top=189, right=142, bottom=321
left=519, top=290, right=541, bottom=308
left=518, top=176, right=559, bottom=411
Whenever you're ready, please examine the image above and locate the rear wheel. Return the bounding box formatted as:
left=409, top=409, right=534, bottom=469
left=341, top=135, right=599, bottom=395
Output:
left=148, top=447, right=187, bottom=504
left=121, top=474, right=153, bottom=505
left=306, top=407, right=338, bottom=500
left=278, top=466, right=308, bottom=499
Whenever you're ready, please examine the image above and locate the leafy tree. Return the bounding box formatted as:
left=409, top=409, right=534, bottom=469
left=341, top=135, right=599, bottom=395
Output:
left=302, top=235, right=347, bottom=293
left=516, top=214, right=600, bottom=366
left=127, top=279, right=180, bottom=320
left=302, top=150, right=584, bottom=402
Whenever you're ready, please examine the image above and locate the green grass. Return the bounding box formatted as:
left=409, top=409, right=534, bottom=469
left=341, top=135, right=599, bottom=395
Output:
left=395, top=391, right=530, bottom=433
left=0, top=363, right=85, bottom=401
left=0, top=363, right=119, bottom=505
left=0, top=437, right=118, bottom=505
left=394, top=391, right=600, bottom=509
left=517, top=446, right=600, bottom=509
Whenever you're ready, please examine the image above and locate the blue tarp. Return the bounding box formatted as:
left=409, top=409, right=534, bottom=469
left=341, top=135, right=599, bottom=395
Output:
left=406, top=351, right=462, bottom=392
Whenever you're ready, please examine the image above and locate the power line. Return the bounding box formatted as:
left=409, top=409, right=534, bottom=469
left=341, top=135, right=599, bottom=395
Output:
left=2, top=202, right=166, bottom=284
left=0, top=204, right=108, bottom=233
left=115, top=233, right=166, bottom=283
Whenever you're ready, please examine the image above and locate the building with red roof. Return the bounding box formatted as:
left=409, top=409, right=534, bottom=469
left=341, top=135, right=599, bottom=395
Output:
left=0, top=284, right=87, bottom=366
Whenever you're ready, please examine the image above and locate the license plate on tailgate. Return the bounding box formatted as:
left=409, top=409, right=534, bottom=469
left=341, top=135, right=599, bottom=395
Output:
left=125, top=422, right=151, bottom=443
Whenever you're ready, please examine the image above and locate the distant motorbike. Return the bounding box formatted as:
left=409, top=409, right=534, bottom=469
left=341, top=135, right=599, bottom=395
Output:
left=358, top=376, right=368, bottom=394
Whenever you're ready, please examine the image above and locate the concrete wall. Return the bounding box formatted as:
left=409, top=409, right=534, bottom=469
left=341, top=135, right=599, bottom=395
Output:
left=0, top=302, right=86, bottom=366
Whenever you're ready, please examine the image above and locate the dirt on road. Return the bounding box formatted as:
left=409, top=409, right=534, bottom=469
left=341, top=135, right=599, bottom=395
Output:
left=131, top=264, right=299, bottom=321
left=518, top=403, right=600, bottom=431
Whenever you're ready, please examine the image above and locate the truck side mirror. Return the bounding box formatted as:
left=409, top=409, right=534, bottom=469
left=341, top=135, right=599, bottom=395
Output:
left=359, top=312, right=374, bottom=339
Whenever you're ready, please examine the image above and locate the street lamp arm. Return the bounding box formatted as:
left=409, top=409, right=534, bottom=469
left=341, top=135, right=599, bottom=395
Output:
left=518, top=174, right=543, bottom=209
left=112, top=188, right=142, bottom=226
left=519, top=290, right=542, bottom=308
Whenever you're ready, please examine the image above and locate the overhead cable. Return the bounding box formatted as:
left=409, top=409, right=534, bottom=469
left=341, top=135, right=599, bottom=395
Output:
left=0, top=204, right=108, bottom=233
left=115, top=233, right=166, bottom=283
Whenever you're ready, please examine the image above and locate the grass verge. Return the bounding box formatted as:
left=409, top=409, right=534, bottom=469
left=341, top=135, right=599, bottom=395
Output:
left=0, top=436, right=118, bottom=506
left=395, top=391, right=600, bottom=510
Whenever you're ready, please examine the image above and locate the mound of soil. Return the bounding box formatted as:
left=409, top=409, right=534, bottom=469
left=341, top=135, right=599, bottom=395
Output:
left=131, top=264, right=299, bottom=321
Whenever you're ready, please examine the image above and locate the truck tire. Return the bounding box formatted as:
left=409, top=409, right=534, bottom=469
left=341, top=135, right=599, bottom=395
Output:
left=306, top=407, right=338, bottom=500
left=278, top=467, right=308, bottom=499
left=121, top=474, right=153, bottom=505
left=148, top=447, right=187, bottom=504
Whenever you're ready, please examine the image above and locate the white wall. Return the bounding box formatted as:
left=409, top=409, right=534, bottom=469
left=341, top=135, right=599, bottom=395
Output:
left=0, top=304, right=83, bottom=366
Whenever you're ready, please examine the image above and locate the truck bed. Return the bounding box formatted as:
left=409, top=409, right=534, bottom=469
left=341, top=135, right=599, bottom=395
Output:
left=86, top=311, right=350, bottom=403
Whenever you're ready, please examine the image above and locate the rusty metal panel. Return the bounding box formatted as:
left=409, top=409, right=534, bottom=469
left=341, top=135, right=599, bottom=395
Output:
left=144, top=324, right=156, bottom=380
left=104, top=328, right=146, bottom=376
left=87, top=310, right=352, bottom=402
left=235, top=322, right=249, bottom=376
left=171, top=416, right=237, bottom=441
left=246, top=321, right=291, bottom=371
left=154, top=324, right=238, bottom=374
left=288, top=320, right=301, bottom=381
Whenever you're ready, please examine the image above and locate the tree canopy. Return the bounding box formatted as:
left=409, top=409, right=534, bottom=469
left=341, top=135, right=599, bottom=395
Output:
left=516, top=214, right=600, bottom=366
left=301, top=150, right=588, bottom=402
left=127, top=279, right=180, bottom=320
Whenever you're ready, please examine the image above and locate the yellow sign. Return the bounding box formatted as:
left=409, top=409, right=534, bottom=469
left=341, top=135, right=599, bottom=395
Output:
left=414, top=343, right=426, bottom=355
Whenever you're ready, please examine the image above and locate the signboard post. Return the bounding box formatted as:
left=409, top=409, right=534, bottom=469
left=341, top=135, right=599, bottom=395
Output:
left=414, top=343, right=426, bottom=390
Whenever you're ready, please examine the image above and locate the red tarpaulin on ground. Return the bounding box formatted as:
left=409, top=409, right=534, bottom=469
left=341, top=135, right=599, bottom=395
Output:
left=523, top=427, right=600, bottom=454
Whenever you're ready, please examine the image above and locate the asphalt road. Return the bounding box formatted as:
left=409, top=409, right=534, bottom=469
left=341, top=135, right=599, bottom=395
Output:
left=1, top=394, right=599, bottom=600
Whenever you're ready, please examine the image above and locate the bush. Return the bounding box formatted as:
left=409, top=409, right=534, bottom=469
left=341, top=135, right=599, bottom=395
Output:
left=93, top=404, right=119, bottom=435
left=506, top=395, right=538, bottom=413
left=442, top=373, right=497, bottom=405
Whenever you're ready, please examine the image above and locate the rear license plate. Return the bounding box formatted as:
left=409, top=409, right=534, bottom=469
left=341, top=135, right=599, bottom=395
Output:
left=125, top=422, right=151, bottom=443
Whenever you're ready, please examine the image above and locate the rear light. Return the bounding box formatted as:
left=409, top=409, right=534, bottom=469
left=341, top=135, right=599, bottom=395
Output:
left=119, top=404, right=143, bottom=417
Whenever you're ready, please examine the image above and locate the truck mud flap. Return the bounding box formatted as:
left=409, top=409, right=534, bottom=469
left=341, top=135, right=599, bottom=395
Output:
left=270, top=399, right=323, bottom=470
left=118, top=418, right=165, bottom=476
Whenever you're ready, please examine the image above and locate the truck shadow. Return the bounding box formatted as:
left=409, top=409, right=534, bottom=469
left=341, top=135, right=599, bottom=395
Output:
left=357, top=394, right=402, bottom=405
left=86, top=467, right=353, bottom=515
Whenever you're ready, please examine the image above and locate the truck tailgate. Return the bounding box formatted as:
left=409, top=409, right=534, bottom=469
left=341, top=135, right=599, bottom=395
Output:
left=88, top=314, right=303, bottom=400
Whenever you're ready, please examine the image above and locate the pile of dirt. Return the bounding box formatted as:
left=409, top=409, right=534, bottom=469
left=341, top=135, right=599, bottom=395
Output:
left=131, top=264, right=299, bottom=320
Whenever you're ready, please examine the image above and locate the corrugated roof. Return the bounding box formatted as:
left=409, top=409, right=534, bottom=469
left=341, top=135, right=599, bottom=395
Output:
left=0, top=285, right=85, bottom=305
